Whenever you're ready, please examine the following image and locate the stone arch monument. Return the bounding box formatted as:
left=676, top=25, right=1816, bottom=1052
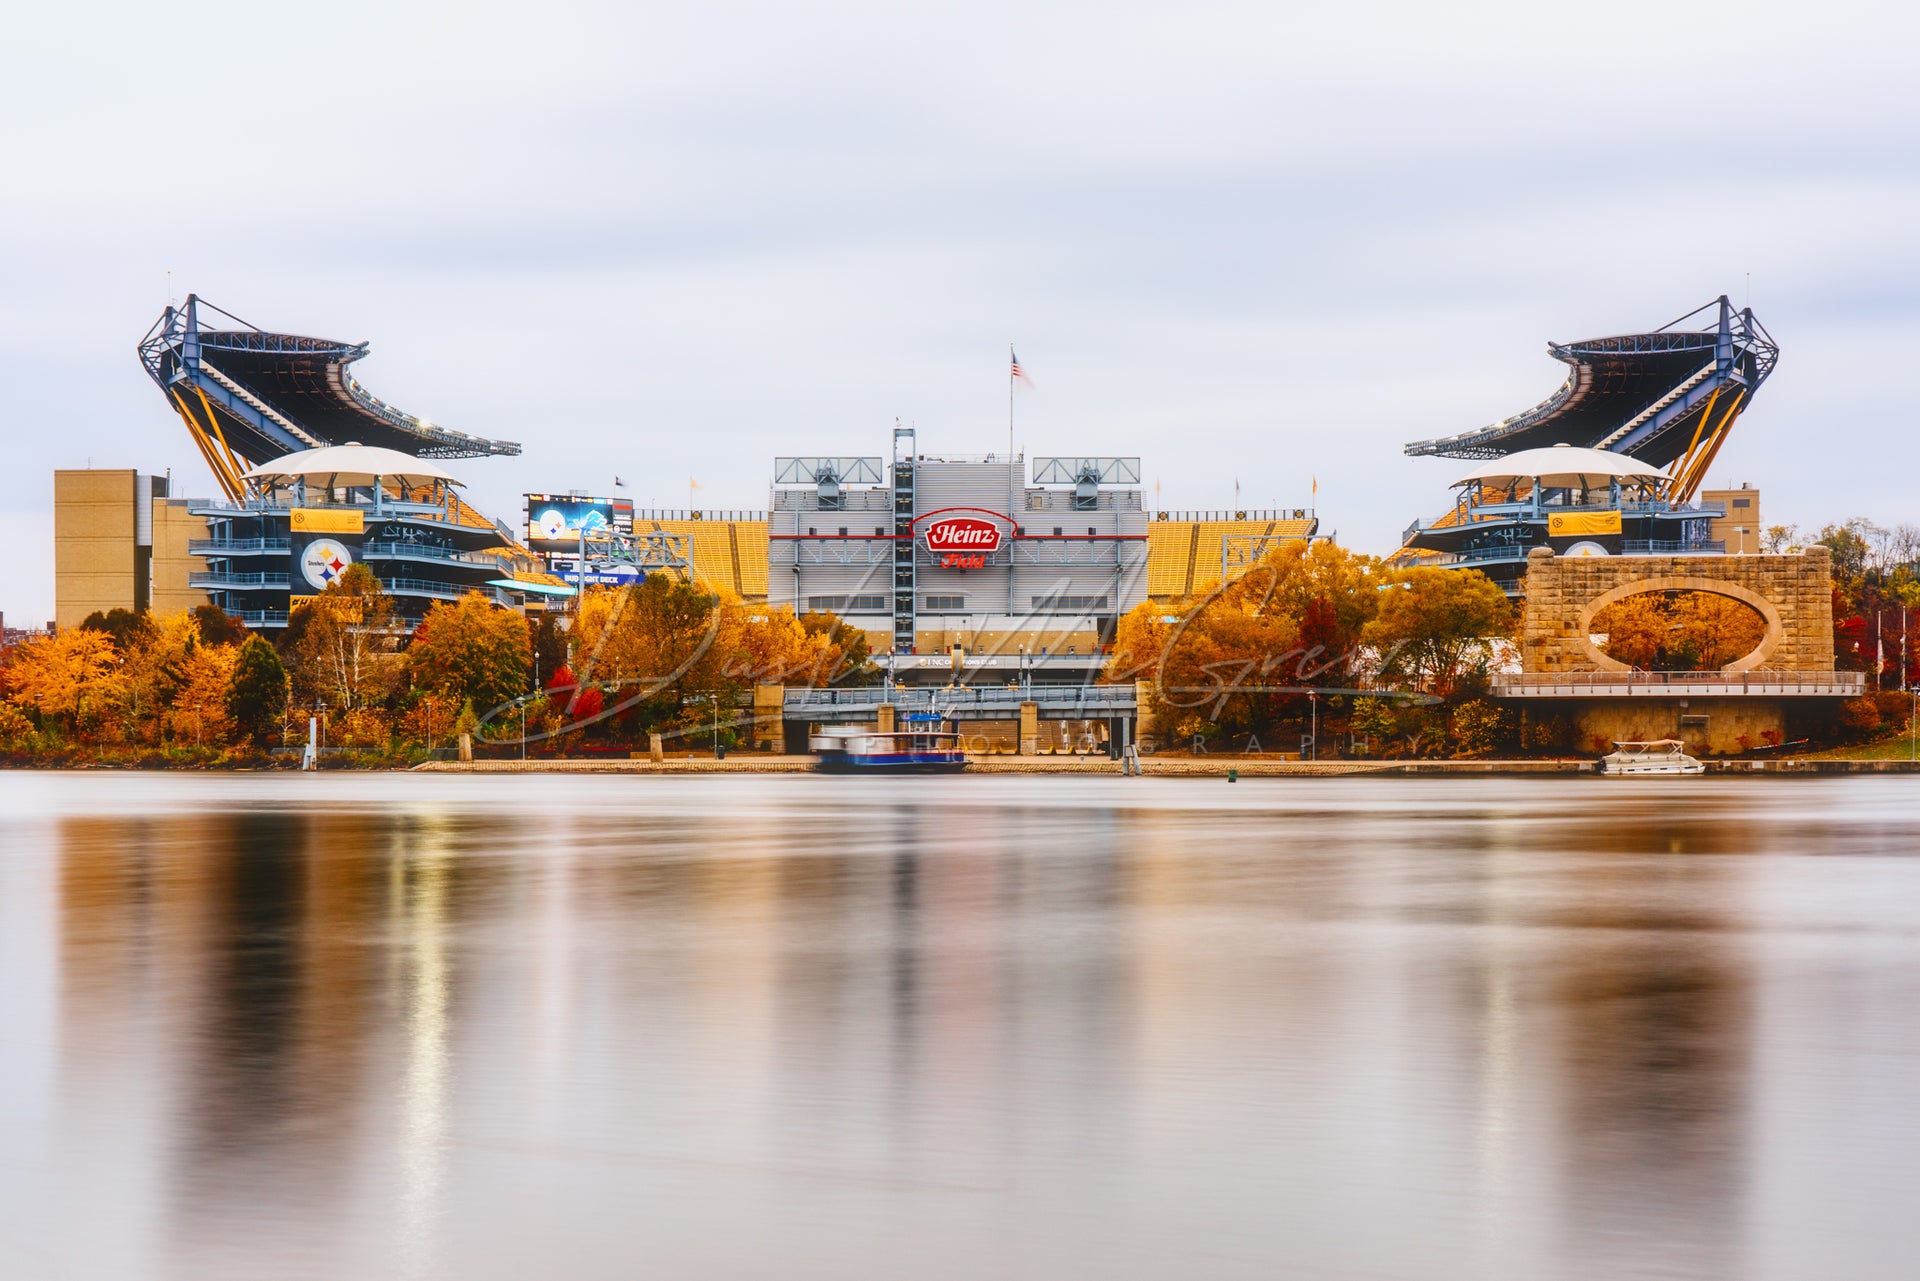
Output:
left=1519, top=545, right=1835, bottom=675
left=1498, top=546, right=1859, bottom=755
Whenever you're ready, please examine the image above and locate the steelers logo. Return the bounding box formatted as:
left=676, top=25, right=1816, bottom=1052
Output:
left=301, top=540, right=354, bottom=590
left=537, top=507, right=569, bottom=540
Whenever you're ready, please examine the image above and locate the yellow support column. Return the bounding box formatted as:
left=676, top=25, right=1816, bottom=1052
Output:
left=753, top=684, right=786, bottom=753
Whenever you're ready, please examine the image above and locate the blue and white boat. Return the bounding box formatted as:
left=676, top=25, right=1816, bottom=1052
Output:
left=810, top=716, right=967, bottom=773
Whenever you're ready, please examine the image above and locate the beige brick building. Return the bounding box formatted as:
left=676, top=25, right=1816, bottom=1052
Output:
left=1699, top=484, right=1762, bottom=555
left=53, top=470, right=208, bottom=630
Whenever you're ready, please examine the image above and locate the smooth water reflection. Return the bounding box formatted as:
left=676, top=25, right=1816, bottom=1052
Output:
left=2, top=773, right=1918, bottom=1279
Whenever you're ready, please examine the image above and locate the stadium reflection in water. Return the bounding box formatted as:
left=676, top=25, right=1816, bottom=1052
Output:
left=5, top=774, right=1920, bottom=1279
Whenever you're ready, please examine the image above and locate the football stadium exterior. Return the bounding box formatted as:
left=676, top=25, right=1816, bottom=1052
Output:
left=138, top=296, right=519, bottom=503
left=1399, top=296, right=1778, bottom=594
left=96, top=296, right=1317, bottom=650
left=186, top=445, right=540, bottom=630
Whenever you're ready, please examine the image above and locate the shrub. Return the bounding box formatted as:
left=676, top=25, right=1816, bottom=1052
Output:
left=1839, top=696, right=1882, bottom=741
left=1520, top=710, right=1573, bottom=754
left=1448, top=698, right=1513, bottom=757
left=0, top=701, right=35, bottom=752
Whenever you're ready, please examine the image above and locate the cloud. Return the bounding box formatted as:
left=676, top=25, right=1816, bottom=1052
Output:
left=2, top=1, right=1917, bottom=617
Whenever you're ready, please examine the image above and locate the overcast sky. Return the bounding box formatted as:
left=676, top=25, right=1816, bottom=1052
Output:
left=2, top=1, right=1916, bottom=621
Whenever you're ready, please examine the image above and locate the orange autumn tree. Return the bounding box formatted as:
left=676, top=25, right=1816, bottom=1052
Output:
left=1590, top=591, right=1767, bottom=671
left=406, top=592, right=532, bottom=718
left=1107, top=540, right=1381, bottom=742
left=3, top=628, right=123, bottom=738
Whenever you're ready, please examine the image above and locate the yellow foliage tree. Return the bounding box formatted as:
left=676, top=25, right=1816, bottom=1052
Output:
left=3, top=628, right=124, bottom=735
left=165, top=642, right=239, bottom=748
left=1365, top=566, right=1514, bottom=697
left=406, top=592, right=531, bottom=717
left=122, top=610, right=203, bottom=744
left=288, top=564, right=403, bottom=710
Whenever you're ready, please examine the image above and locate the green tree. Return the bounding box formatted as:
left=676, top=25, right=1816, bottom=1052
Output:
left=226, top=635, right=289, bottom=747
left=407, top=593, right=532, bottom=717
left=1366, top=567, right=1513, bottom=698
left=1816, top=520, right=1877, bottom=581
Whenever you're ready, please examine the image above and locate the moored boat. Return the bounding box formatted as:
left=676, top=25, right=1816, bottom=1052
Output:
left=1599, top=739, right=1704, bottom=775
left=810, top=718, right=967, bottom=773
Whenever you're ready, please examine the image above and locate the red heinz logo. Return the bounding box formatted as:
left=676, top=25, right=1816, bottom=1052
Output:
left=923, top=516, right=1003, bottom=554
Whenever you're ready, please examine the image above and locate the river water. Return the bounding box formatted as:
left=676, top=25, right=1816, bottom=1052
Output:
left=1, top=772, right=1917, bottom=1279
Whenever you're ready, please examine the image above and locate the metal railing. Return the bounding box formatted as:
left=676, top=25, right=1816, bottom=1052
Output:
left=1023, top=491, right=1143, bottom=512
left=361, top=540, right=502, bottom=565
left=381, top=578, right=510, bottom=603
left=1409, top=539, right=1728, bottom=566
left=1494, top=670, right=1866, bottom=697
left=1155, top=509, right=1314, bottom=522
left=1405, top=500, right=1725, bottom=538
left=189, top=537, right=291, bottom=554
left=189, top=571, right=290, bottom=588
left=786, top=685, right=1137, bottom=711
left=1619, top=539, right=1726, bottom=555
left=630, top=509, right=770, bottom=521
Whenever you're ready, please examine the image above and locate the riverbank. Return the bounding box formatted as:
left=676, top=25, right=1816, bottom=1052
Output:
left=413, top=755, right=1920, bottom=776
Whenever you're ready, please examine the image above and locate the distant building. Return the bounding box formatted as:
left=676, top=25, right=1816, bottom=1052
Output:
left=53, top=469, right=208, bottom=630
left=1700, top=485, right=1761, bottom=554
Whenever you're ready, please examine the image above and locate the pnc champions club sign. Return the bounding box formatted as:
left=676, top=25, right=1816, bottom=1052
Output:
left=922, top=513, right=1004, bottom=569
left=288, top=508, right=366, bottom=601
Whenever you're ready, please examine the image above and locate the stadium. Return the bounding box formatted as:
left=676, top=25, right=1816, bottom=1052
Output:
left=137, top=296, right=520, bottom=503
left=57, top=297, right=1316, bottom=658
left=1399, top=296, right=1778, bottom=593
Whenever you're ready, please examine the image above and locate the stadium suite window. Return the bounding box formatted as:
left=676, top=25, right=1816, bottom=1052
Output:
left=806, top=594, right=887, bottom=612
left=1053, top=527, right=1063, bottom=536
left=838, top=527, right=848, bottom=536
left=925, top=595, right=965, bottom=610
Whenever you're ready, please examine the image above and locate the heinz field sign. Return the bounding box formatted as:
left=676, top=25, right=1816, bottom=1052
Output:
left=923, top=515, right=1003, bottom=568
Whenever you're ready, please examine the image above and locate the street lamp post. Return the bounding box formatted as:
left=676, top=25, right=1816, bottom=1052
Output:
left=1308, top=689, right=1319, bottom=762
left=426, top=697, right=435, bottom=758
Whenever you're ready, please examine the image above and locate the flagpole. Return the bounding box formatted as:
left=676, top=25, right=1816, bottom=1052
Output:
left=1009, top=341, right=1016, bottom=524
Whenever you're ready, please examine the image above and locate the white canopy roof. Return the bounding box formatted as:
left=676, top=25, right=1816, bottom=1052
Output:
left=1456, top=444, right=1666, bottom=489
left=243, top=444, right=459, bottom=489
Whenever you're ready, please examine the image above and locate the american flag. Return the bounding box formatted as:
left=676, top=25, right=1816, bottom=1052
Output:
left=1011, top=349, right=1032, bottom=385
